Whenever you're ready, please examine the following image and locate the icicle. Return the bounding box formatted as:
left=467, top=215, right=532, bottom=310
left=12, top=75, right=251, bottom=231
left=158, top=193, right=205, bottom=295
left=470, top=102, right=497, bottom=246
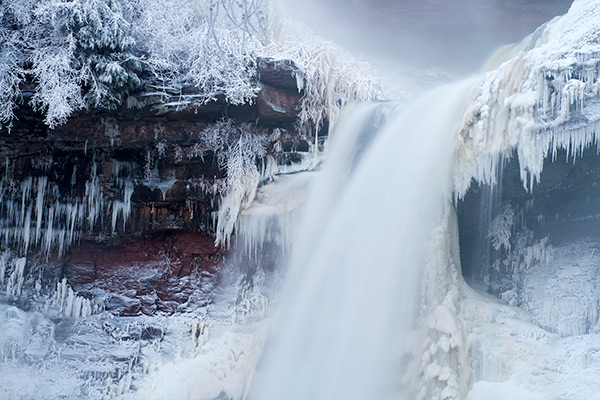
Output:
left=5, top=257, right=26, bottom=298
left=111, top=181, right=134, bottom=233
left=35, top=177, right=47, bottom=244
left=0, top=250, right=10, bottom=285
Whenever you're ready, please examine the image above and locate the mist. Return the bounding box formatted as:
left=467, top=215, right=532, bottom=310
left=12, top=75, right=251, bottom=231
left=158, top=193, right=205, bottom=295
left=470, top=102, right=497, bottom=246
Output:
left=279, top=0, right=573, bottom=77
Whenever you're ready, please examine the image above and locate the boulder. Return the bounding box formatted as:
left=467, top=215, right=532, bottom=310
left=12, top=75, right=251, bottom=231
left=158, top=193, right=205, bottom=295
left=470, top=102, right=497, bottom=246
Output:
left=257, top=57, right=303, bottom=91
left=257, top=82, right=302, bottom=124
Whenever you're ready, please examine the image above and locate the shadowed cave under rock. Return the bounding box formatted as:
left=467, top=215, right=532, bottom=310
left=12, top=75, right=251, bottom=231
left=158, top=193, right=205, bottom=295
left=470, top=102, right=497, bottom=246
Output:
left=457, top=145, right=600, bottom=337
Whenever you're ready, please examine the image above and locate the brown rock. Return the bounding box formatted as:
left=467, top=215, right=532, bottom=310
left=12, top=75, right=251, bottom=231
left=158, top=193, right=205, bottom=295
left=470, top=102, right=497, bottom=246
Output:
left=257, top=57, right=302, bottom=91
left=256, top=83, right=302, bottom=124
left=63, top=232, right=224, bottom=316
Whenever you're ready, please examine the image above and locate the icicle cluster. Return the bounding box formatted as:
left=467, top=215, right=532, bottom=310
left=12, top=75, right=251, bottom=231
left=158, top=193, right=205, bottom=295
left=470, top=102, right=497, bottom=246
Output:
left=453, top=0, right=600, bottom=197
left=0, top=253, right=26, bottom=299
left=50, top=278, right=98, bottom=318
left=0, top=161, right=134, bottom=257
left=183, top=120, right=269, bottom=248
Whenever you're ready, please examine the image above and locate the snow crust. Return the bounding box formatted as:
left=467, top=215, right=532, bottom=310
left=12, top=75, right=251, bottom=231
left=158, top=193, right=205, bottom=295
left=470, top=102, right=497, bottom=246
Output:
left=0, top=243, right=274, bottom=400
left=127, top=323, right=268, bottom=400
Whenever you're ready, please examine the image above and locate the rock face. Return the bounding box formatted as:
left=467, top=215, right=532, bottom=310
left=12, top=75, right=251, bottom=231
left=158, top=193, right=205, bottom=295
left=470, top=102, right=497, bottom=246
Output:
left=457, top=147, right=600, bottom=335
left=458, top=148, right=600, bottom=283
left=63, top=232, right=224, bottom=316
left=0, top=58, right=313, bottom=316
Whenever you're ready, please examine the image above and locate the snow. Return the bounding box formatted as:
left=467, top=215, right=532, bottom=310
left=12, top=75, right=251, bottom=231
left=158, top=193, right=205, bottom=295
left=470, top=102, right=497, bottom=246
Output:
left=127, top=323, right=268, bottom=400
left=0, top=248, right=274, bottom=400
left=2, top=0, right=385, bottom=249
left=516, top=238, right=600, bottom=337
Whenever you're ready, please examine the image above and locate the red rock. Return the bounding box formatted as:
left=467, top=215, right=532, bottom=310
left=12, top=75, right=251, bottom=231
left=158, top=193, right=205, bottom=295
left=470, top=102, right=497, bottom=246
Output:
left=256, top=83, right=302, bottom=124
left=63, top=232, right=224, bottom=316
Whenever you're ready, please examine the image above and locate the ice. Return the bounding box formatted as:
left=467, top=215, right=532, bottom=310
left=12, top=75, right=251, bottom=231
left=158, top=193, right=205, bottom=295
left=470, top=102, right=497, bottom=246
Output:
left=85, top=162, right=104, bottom=230
left=518, top=238, right=600, bottom=336
left=234, top=172, right=313, bottom=262
left=2, top=1, right=600, bottom=399
left=0, top=250, right=9, bottom=285
left=0, top=157, right=140, bottom=257
left=112, top=182, right=134, bottom=233
left=128, top=323, right=268, bottom=400
left=143, top=164, right=176, bottom=201
left=5, top=257, right=25, bottom=299
left=52, top=278, right=95, bottom=318
left=453, top=0, right=600, bottom=197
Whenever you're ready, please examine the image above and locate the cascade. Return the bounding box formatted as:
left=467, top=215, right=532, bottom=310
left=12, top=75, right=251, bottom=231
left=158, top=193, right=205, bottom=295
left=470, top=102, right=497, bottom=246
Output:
left=252, top=80, right=477, bottom=399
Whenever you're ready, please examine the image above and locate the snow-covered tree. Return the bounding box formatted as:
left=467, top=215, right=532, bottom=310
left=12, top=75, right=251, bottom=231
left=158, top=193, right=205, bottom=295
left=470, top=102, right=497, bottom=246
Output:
left=0, top=0, right=274, bottom=128
left=0, top=0, right=142, bottom=128
left=133, top=0, right=269, bottom=105
left=32, top=0, right=141, bottom=126
left=0, top=0, right=38, bottom=127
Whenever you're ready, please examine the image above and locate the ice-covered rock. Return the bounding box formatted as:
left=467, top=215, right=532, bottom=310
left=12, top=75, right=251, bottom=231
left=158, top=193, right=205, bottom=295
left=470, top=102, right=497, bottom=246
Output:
left=454, top=0, right=600, bottom=196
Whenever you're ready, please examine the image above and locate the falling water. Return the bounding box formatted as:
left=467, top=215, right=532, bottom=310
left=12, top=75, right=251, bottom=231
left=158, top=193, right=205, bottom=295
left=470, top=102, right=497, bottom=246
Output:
left=252, top=79, right=477, bottom=399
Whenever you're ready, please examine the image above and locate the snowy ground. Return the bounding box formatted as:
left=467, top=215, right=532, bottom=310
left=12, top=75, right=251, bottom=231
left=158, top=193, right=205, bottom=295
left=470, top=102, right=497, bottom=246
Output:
left=0, top=256, right=273, bottom=400
left=462, top=236, right=600, bottom=400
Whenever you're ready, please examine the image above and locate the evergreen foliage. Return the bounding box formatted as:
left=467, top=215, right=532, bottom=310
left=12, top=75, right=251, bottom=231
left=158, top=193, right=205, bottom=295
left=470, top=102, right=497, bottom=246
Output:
left=0, top=0, right=270, bottom=128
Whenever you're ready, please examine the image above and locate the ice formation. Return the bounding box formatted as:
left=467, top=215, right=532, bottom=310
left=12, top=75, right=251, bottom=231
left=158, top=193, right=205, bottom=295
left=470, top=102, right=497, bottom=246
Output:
left=234, top=172, right=313, bottom=262
left=51, top=278, right=97, bottom=319
left=454, top=0, right=600, bottom=196
left=0, top=162, right=135, bottom=258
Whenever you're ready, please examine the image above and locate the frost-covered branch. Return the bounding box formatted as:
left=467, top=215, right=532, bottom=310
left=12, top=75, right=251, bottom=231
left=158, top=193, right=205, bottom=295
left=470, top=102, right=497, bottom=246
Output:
left=30, top=36, right=85, bottom=128
left=0, top=0, right=382, bottom=133
left=487, top=203, right=514, bottom=251
left=133, top=0, right=269, bottom=105
left=186, top=119, right=268, bottom=247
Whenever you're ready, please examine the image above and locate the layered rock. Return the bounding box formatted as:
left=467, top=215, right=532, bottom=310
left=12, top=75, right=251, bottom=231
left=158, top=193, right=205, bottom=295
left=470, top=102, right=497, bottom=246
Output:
left=0, top=58, right=314, bottom=316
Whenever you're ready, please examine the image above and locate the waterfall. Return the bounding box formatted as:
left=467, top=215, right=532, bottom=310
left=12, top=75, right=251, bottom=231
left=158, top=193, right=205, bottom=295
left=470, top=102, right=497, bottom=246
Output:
left=252, top=79, right=477, bottom=399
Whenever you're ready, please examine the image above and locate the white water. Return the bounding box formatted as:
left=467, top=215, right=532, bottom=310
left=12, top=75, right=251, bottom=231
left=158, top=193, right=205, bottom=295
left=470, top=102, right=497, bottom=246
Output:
left=252, top=80, right=477, bottom=399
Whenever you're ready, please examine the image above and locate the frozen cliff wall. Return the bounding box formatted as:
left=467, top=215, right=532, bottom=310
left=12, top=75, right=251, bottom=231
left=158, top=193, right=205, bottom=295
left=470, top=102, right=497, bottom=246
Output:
left=455, top=0, right=600, bottom=339
left=454, top=0, right=600, bottom=196
left=0, top=0, right=383, bottom=319
left=0, top=0, right=382, bottom=251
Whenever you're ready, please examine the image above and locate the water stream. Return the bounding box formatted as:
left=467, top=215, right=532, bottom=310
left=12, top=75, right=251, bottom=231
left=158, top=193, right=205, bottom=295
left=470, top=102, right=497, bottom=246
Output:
left=252, top=80, right=477, bottom=399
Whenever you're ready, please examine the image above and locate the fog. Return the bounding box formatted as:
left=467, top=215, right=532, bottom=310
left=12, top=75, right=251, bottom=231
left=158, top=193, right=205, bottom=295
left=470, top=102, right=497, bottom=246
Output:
left=280, top=0, right=573, bottom=77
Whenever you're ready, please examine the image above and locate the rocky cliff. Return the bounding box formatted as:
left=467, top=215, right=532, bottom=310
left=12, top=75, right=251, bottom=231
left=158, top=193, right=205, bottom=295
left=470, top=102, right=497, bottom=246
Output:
left=0, top=57, right=315, bottom=316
